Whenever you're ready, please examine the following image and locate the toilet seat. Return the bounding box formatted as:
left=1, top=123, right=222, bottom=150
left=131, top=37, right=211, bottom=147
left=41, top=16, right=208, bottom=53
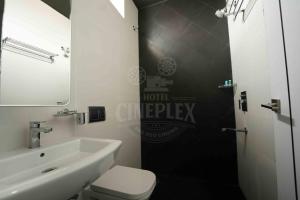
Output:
left=90, top=166, right=156, bottom=200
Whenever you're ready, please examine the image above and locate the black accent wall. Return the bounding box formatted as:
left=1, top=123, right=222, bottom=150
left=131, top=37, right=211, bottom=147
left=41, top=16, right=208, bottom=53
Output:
left=41, top=0, right=71, bottom=18
left=138, top=0, right=238, bottom=185
left=134, top=0, right=167, bottom=9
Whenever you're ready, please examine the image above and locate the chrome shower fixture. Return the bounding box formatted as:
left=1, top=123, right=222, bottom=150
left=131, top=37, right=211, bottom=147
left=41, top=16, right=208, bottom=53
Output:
left=215, top=7, right=239, bottom=18
left=215, top=8, right=228, bottom=18
left=215, top=0, right=245, bottom=19
left=215, top=7, right=244, bottom=18
left=215, top=0, right=231, bottom=18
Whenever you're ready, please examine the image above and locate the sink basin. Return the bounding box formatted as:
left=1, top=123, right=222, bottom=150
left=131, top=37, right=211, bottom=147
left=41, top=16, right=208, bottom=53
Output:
left=0, top=137, right=122, bottom=200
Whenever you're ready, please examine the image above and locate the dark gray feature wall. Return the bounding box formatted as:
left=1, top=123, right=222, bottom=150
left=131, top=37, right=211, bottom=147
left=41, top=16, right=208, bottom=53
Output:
left=133, top=0, right=167, bottom=9
left=41, top=0, right=71, bottom=18
left=139, top=0, right=238, bottom=185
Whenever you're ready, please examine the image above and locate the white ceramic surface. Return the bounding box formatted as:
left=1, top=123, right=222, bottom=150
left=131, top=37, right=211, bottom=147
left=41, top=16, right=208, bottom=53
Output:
left=89, top=165, right=156, bottom=200
left=0, top=137, right=122, bottom=200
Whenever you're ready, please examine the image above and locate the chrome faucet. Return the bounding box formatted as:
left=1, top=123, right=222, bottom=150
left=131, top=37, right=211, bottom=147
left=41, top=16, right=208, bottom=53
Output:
left=29, top=121, right=53, bottom=149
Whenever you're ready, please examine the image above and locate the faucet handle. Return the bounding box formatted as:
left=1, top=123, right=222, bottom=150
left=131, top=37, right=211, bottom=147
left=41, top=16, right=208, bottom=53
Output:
left=30, top=121, right=47, bottom=128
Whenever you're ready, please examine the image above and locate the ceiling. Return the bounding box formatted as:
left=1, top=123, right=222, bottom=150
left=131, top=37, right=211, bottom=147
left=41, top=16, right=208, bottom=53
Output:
left=133, top=0, right=168, bottom=9
left=41, top=0, right=71, bottom=18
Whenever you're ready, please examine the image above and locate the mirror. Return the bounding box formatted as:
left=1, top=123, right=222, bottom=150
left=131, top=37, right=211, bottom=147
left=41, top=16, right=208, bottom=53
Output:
left=0, top=0, right=71, bottom=106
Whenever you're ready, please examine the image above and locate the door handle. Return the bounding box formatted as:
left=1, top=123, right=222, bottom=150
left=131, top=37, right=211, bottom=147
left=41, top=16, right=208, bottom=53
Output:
left=261, top=99, right=281, bottom=113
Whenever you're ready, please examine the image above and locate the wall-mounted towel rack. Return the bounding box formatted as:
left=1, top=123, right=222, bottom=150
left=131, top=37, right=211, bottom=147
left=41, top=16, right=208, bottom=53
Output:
left=225, top=0, right=245, bottom=21
left=215, top=0, right=244, bottom=20
left=227, top=0, right=235, bottom=14
left=229, top=0, right=258, bottom=22
left=243, top=0, right=258, bottom=21
left=234, top=0, right=245, bottom=20
left=1, top=37, right=58, bottom=63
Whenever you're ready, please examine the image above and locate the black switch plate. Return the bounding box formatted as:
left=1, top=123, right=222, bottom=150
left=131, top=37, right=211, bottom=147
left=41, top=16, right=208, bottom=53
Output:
left=240, top=91, right=248, bottom=112
left=89, top=106, right=106, bottom=123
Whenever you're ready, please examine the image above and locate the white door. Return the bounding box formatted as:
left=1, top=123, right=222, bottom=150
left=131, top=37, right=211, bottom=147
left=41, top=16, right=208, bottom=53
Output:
left=276, top=0, right=300, bottom=198
left=229, top=0, right=297, bottom=199
left=264, top=0, right=300, bottom=199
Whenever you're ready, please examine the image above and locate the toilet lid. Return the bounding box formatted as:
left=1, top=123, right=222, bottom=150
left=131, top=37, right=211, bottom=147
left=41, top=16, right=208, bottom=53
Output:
left=91, top=166, right=156, bottom=200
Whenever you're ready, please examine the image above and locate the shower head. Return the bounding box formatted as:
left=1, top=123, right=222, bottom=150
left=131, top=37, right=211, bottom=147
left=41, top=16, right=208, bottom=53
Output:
left=215, top=2, right=245, bottom=19
left=215, top=8, right=227, bottom=18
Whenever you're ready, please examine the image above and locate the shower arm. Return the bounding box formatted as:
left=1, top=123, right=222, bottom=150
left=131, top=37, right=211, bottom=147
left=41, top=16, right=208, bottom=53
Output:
left=222, top=128, right=248, bottom=134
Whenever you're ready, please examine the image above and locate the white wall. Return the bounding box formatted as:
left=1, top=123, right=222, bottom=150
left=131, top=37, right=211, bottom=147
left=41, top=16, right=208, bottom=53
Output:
left=72, top=0, right=141, bottom=168
left=0, top=0, right=141, bottom=168
left=228, top=1, right=278, bottom=199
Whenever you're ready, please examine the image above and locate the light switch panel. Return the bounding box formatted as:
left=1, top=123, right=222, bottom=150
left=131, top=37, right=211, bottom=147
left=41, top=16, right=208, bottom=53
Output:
left=88, top=106, right=105, bottom=123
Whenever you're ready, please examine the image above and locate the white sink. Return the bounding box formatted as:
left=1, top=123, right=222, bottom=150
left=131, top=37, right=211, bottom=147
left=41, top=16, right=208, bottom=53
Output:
left=0, top=137, right=122, bottom=200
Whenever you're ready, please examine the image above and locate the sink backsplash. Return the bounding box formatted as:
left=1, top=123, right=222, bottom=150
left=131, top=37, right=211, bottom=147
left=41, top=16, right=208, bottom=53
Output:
left=0, top=107, right=75, bottom=153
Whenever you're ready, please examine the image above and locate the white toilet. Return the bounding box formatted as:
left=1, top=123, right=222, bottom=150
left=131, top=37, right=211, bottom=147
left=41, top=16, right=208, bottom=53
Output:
left=83, top=166, right=156, bottom=200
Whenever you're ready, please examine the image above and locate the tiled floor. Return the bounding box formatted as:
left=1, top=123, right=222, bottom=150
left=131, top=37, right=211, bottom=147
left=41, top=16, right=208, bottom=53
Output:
left=150, top=175, right=246, bottom=200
